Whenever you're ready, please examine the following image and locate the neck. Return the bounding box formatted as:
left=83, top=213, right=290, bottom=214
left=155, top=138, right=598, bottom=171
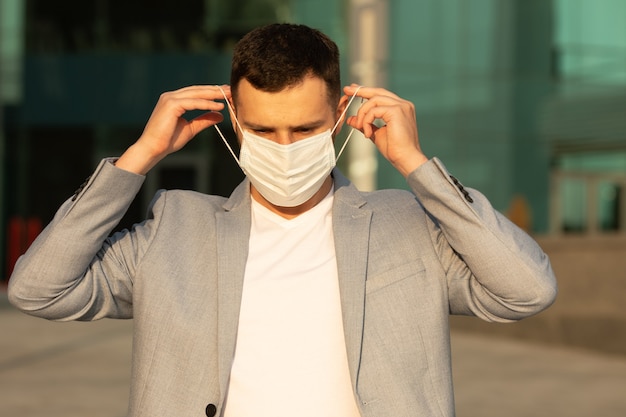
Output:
left=250, top=175, right=333, bottom=220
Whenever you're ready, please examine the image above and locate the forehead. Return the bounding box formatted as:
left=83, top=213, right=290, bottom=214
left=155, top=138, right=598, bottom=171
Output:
left=234, top=76, right=334, bottom=126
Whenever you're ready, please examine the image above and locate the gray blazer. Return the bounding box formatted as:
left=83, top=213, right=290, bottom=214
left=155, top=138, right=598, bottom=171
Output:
left=8, top=157, right=557, bottom=417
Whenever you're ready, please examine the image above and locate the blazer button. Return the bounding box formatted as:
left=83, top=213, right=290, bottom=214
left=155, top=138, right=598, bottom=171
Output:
left=205, top=403, right=217, bottom=417
left=449, top=175, right=474, bottom=203
left=71, top=176, right=91, bottom=201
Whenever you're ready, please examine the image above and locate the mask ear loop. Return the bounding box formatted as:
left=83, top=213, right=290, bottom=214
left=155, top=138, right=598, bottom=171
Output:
left=214, top=85, right=363, bottom=164
left=214, top=86, right=241, bottom=165
left=335, top=85, right=363, bottom=161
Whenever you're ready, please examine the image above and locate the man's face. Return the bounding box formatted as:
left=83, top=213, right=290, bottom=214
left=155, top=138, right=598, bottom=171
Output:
left=231, top=76, right=342, bottom=145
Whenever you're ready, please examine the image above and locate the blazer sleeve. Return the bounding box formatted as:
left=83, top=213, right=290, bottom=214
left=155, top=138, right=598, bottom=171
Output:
left=7, top=159, right=149, bottom=321
left=407, top=158, right=557, bottom=322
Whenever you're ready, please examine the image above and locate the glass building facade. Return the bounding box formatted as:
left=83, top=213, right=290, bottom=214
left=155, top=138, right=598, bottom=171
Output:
left=1, top=0, right=625, bottom=278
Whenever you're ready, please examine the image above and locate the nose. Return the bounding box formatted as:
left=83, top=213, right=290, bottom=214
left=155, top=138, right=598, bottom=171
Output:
left=273, top=131, right=296, bottom=145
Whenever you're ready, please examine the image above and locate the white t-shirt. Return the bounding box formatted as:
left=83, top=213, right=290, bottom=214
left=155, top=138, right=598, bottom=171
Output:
left=223, top=189, right=361, bottom=417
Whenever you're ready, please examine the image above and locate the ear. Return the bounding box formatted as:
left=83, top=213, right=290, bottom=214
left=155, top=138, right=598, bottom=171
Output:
left=227, top=101, right=240, bottom=139
left=333, top=94, right=350, bottom=135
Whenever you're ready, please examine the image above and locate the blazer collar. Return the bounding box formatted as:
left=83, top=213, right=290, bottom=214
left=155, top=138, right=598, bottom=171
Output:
left=222, top=178, right=252, bottom=212
left=331, top=168, right=372, bottom=390
left=216, top=179, right=252, bottom=401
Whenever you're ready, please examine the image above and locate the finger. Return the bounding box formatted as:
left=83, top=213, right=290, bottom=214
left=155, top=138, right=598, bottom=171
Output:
left=193, top=111, right=224, bottom=124
left=362, top=103, right=406, bottom=139
left=355, top=93, right=406, bottom=115
left=368, top=124, right=382, bottom=143
left=344, top=114, right=368, bottom=136
left=214, top=84, right=232, bottom=101
left=352, top=98, right=391, bottom=133
left=166, top=85, right=231, bottom=102
left=355, top=95, right=414, bottom=130
left=158, top=97, right=226, bottom=118
left=343, top=85, right=401, bottom=101
left=345, top=114, right=379, bottom=139
left=187, top=111, right=225, bottom=137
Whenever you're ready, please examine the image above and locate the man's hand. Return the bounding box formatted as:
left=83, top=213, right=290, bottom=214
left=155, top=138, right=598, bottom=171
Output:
left=116, top=85, right=231, bottom=175
left=343, top=84, right=428, bottom=178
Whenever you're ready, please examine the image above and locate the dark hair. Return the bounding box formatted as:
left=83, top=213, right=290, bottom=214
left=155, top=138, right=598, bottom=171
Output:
left=230, top=23, right=341, bottom=105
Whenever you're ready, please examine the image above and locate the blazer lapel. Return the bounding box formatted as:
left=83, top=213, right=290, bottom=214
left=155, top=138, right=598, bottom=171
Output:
left=332, top=169, right=372, bottom=390
left=215, top=180, right=252, bottom=400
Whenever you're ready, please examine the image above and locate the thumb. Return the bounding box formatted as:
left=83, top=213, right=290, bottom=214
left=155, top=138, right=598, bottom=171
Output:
left=188, top=111, right=225, bottom=135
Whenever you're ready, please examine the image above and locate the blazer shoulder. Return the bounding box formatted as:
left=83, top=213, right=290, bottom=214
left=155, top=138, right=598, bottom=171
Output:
left=362, top=188, right=421, bottom=210
left=147, top=189, right=230, bottom=216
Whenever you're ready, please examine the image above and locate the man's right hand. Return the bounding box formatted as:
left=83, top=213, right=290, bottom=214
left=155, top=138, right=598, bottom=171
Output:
left=115, top=85, right=231, bottom=175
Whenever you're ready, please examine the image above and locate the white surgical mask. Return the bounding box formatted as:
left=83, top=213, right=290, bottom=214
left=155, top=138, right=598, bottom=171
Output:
left=215, top=85, right=361, bottom=207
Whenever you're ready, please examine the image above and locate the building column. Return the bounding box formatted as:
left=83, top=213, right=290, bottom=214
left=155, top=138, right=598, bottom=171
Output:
left=347, top=0, right=388, bottom=191
left=510, top=0, right=555, bottom=233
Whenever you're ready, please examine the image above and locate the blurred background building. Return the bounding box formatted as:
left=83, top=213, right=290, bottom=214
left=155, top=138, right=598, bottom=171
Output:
left=1, top=0, right=626, bottom=352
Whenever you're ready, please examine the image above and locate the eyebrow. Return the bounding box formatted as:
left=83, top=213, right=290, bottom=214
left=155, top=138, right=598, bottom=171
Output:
left=243, top=119, right=328, bottom=131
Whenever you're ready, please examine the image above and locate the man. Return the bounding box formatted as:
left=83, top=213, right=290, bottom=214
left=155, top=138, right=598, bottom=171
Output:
left=8, top=23, right=557, bottom=417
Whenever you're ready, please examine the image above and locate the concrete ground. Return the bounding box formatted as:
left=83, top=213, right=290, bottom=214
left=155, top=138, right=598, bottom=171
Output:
left=2, top=291, right=626, bottom=417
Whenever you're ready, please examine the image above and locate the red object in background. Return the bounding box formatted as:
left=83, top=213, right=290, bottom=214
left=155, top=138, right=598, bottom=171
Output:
left=6, top=217, right=42, bottom=279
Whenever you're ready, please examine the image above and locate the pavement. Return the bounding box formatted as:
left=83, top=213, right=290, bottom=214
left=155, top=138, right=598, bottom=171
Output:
left=2, top=289, right=626, bottom=417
